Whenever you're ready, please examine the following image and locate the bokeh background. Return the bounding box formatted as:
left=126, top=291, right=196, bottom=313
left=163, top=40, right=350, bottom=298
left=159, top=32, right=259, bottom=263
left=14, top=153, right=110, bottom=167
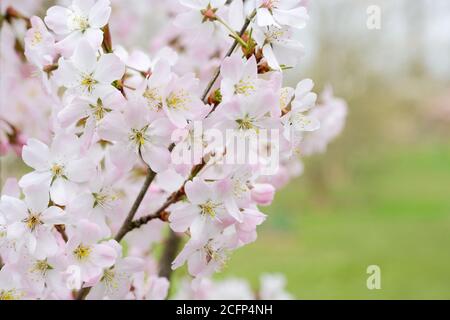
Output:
left=1, top=0, right=450, bottom=299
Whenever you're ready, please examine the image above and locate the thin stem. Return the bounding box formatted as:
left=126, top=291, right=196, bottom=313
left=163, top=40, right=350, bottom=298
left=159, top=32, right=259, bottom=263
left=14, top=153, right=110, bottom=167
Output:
left=158, top=230, right=182, bottom=281
left=114, top=167, right=157, bottom=242
left=75, top=167, right=156, bottom=300
left=201, top=10, right=257, bottom=102
left=118, top=11, right=258, bottom=236
left=4, top=6, right=31, bottom=28
left=216, top=17, right=248, bottom=48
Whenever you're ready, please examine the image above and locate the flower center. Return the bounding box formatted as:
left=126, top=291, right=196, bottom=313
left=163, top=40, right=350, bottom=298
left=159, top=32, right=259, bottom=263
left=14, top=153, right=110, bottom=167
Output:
left=129, top=127, right=149, bottom=148
left=279, top=88, right=291, bottom=110
left=204, top=242, right=229, bottom=267
left=292, top=113, right=313, bottom=130
left=236, top=115, right=255, bottom=131
left=101, top=269, right=119, bottom=290
left=51, top=163, right=65, bottom=177
left=90, top=99, right=111, bottom=122
left=201, top=4, right=218, bottom=22
left=265, top=27, right=286, bottom=43
left=234, top=78, right=256, bottom=96
left=0, top=289, right=21, bottom=300
left=81, top=74, right=98, bottom=93
left=166, top=90, right=190, bottom=111
left=93, top=191, right=116, bottom=209
left=23, top=212, right=43, bottom=231
left=31, top=260, right=53, bottom=276
left=199, top=200, right=220, bottom=218
left=233, top=180, right=249, bottom=197
left=143, top=88, right=163, bottom=111
left=73, top=244, right=92, bottom=261
left=72, top=15, right=90, bottom=32
left=31, top=31, right=42, bottom=46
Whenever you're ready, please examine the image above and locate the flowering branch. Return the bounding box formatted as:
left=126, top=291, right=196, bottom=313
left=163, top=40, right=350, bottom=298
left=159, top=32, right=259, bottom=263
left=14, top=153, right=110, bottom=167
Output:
left=201, top=10, right=257, bottom=102
left=114, top=168, right=157, bottom=242
left=0, top=0, right=348, bottom=301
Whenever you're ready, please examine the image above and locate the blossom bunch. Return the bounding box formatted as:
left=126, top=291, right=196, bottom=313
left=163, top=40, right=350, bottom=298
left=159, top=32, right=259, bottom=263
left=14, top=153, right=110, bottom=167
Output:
left=174, top=273, right=293, bottom=300
left=0, top=0, right=347, bottom=300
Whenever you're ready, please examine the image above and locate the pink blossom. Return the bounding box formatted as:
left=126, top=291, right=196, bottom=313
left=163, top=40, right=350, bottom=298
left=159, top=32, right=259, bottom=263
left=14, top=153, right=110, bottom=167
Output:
left=45, top=0, right=112, bottom=56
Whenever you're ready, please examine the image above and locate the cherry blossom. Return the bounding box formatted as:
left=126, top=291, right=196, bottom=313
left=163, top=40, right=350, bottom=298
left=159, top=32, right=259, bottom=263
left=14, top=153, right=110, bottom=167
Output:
left=45, top=0, right=111, bottom=56
left=253, top=25, right=305, bottom=70
left=54, top=40, right=125, bottom=98
left=0, top=188, right=65, bottom=259
left=220, top=54, right=261, bottom=101
left=98, top=101, right=173, bottom=172
left=19, top=134, right=96, bottom=205
left=169, top=178, right=231, bottom=238
left=65, top=220, right=118, bottom=287
left=255, top=0, right=309, bottom=29
left=86, top=240, right=144, bottom=299
left=24, top=16, right=56, bottom=69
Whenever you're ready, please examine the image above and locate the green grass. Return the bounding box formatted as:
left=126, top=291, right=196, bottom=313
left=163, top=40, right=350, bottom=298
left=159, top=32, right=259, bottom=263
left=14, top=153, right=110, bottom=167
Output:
left=219, top=143, right=450, bottom=299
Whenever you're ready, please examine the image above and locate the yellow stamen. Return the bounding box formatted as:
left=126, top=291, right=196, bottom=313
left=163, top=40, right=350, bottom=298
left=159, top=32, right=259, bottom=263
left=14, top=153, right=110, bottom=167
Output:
left=0, top=290, right=21, bottom=300
left=234, top=78, right=256, bottom=96
left=72, top=15, right=90, bottom=32
left=51, top=164, right=64, bottom=177
left=129, top=128, right=148, bottom=147
left=143, top=88, right=163, bottom=110
left=236, top=115, right=256, bottom=131
left=199, top=200, right=220, bottom=218
left=166, top=90, right=190, bottom=111
left=23, top=213, right=43, bottom=231
left=73, top=244, right=92, bottom=261
left=32, top=31, right=42, bottom=46
left=30, top=260, right=53, bottom=276
left=81, top=74, right=98, bottom=93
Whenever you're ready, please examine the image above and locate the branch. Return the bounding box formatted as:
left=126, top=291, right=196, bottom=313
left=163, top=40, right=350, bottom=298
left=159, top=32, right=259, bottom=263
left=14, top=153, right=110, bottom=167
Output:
left=158, top=230, right=182, bottom=282
left=4, top=7, right=31, bottom=28
left=201, top=10, right=257, bottom=102
left=110, top=10, right=258, bottom=238
left=76, top=9, right=256, bottom=300
left=75, top=167, right=156, bottom=300
left=115, top=168, right=157, bottom=242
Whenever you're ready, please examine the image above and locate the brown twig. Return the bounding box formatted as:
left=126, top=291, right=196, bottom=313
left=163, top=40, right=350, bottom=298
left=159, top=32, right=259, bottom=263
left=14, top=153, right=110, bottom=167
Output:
left=114, top=168, right=157, bottom=242
left=75, top=167, right=156, bottom=300
left=201, top=10, right=257, bottom=103
left=101, top=24, right=113, bottom=53
left=55, top=225, right=68, bottom=242
left=158, top=230, right=182, bottom=282
left=4, top=7, right=31, bottom=28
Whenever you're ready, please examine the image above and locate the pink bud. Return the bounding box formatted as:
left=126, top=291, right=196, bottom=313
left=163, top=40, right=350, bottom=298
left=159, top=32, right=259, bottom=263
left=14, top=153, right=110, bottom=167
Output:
left=251, top=183, right=275, bottom=206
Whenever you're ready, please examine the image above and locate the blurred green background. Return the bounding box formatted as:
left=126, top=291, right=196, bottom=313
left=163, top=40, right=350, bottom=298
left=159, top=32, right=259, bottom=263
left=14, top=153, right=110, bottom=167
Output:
left=219, top=0, right=450, bottom=299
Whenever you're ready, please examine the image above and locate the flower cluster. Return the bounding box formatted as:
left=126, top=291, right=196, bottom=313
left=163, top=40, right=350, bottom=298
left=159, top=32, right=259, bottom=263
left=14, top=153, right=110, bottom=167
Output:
left=174, top=273, right=293, bottom=300
left=0, top=0, right=347, bottom=300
